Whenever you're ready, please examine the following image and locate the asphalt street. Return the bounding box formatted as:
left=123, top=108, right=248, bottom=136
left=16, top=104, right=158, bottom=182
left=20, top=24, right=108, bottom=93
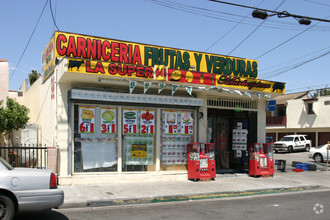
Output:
left=14, top=189, right=330, bottom=220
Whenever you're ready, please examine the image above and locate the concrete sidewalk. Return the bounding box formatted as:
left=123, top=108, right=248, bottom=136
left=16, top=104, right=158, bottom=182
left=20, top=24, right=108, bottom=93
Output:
left=58, top=170, right=330, bottom=209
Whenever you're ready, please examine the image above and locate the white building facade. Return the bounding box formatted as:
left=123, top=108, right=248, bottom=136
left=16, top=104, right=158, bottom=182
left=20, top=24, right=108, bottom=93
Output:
left=266, top=92, right=330, bottom=147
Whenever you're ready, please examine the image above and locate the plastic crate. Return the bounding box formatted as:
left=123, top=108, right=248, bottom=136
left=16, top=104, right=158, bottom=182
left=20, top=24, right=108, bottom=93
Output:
left=277, top=160, right=286, bottom=172
left=296, top=163, right=308, bottom=171
left=291, top=161, right=302, bottom=167
left=307, top=164, right=317, bottom=171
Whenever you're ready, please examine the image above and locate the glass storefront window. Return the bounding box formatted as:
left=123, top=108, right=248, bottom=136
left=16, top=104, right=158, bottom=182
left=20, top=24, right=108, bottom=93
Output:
left=73, top=105, right=118, bottom=172
left=122, top=108, right=156, bottom=172
left=160, top=109, right=194, bottom=171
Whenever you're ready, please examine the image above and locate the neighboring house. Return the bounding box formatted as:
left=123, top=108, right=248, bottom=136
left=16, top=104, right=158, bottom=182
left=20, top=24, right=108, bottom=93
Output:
left=0, top=59, right=9, bottom=144
left=0, top=59, right=34, bottom=145
left=0, top=59, right=9, bottom=105
left=266, top=91, right=330, bottom=147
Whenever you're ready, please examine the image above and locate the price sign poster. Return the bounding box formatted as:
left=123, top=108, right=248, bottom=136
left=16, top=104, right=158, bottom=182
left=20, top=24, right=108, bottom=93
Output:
left=79, top=106, right=95, bottom=133
left=164, top=110, right=178, bottom=135
left=181, top=111, right=194, bottom=135
left=123, top=108, right=138, bottom=134
left=140, top=109, right=155, bottom=135
left=101, top=107, right=116, bottom=134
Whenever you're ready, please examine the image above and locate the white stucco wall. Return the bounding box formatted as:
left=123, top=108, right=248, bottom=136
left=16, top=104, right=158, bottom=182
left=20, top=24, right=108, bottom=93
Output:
left=286, top=96, right=330, bottom=128
left=0, top=59, right=9, bottom=104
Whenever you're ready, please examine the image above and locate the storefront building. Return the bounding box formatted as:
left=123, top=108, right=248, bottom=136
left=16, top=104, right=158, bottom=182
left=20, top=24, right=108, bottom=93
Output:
left=33, top=31, right=285, bottom=184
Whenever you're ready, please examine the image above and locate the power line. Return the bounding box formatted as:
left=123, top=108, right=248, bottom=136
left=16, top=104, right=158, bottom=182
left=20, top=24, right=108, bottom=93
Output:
left=260, top=46, right=330, bottom=76
left=228, top=0, right=286, bottom=55
left=50, top=0, right=60, bottom=31
left=209, top=0, right=330, bottom=23
left=286, top=83, right=330, bottom=92
left=304, top=0, right=330, bottom=7
left=262, top=50, right=330, bottom=79
left=254, top=19, right=323, bottom=60
left=9, top=0, right=49, bottom=81
left=205, top=0, right=266, bottom=52
left=147, top=0, right=330, bottom=32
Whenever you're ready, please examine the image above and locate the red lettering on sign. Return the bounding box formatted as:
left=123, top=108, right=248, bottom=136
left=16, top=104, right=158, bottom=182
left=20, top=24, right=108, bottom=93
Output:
left=145, top=67, right=153, bottom=78
left=66, top=36, right=77, bottom=57
left=108, top=63, right=117, bottom=75
left=77, top=37, right=87, bottom=57
left=102, top=41, right=111, bottom=61
left=120, top=43, right=128, bottom=63
left=56, top=34, right=67, bottom=56
left=87, top=38, right=97, bottom=59
left=95, top=62, right=105, bottom=73
left=111, top=42, right=119, bottom=62
left=127, top=65, right=135, bottom=76
left=136, top=66, right=144, bottom=77
left=132, top=45, right=141, bottom=64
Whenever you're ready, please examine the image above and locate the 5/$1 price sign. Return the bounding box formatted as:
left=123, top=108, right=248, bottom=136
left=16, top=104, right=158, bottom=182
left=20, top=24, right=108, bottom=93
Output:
left=123, top=109, right=138, bottom=134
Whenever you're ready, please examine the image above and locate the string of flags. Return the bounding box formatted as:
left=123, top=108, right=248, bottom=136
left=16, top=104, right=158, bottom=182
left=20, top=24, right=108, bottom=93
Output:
left=129, top=81, right=271, bottom=99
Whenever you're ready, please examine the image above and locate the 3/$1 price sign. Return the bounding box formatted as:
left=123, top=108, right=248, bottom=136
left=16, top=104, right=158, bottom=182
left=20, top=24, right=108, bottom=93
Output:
left=123, top=108, right=155, bottom=135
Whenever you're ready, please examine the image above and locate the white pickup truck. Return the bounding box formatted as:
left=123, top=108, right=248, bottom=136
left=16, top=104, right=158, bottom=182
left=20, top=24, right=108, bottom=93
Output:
left=273, top=135, right=312, bottom=153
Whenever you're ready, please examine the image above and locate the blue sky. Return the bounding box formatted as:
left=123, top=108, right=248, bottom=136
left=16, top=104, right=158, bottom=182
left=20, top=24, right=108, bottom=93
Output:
left=1, top=0, right=330, bottom=93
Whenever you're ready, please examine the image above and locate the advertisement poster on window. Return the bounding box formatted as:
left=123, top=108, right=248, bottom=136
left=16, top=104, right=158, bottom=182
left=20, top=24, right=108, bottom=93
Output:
left=79, top=106, right=95, bottom=133
left=123, top=108, right=138, bottom=135
left=101, top=107, right=116, bottom=134
left=164, top=110, right=178, bottom=135
left=181, top=111, right=193, bottom=135
left=131, top=144, right=147, bottom=158
left=140, top=109, right=155, bottom=135
left=124, top=136, right=154, bottom=166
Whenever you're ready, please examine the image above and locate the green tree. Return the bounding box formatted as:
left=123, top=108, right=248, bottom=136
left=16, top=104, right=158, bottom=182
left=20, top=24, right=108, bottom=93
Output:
left=0, top=98, right=30, bottom=135
left=28, top=70, right=41, bottom=86
left=312, top=87, right=330, bottom=98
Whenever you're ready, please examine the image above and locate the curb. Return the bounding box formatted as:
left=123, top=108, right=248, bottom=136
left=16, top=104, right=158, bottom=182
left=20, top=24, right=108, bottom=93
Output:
left=59, top=185, right=321, bottom=209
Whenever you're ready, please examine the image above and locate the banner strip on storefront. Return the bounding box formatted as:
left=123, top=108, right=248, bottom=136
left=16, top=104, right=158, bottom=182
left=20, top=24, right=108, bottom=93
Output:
left=70, top=89, right=203, bottom=107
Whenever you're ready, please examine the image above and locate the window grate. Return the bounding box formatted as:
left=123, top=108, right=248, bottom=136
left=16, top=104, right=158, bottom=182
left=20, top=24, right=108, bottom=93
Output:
left=207, top=96, right=258, bottom=111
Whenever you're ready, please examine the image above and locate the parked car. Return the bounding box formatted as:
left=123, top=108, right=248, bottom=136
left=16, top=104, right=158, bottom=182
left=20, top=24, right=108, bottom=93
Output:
left=273, top=134, right=312, bottom=153
left=0, top=157, right=64, bottom=220
left=309, top=144, right=330, bottom=163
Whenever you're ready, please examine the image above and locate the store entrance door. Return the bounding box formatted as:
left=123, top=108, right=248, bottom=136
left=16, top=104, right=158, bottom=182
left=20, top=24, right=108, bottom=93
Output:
left=208, top=109, right=257, bottom=173
left=208, top=109, right=231, bottom=173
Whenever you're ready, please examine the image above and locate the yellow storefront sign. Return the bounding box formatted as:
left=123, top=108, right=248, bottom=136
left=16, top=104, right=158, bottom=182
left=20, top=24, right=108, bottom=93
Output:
left=42, top=31, right=285, bottom=94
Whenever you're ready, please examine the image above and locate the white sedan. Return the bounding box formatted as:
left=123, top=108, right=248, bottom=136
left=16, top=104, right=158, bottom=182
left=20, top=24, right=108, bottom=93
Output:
left=309, top=144, right=330, bottom=163
left=0, top=157, right=64, bottom=220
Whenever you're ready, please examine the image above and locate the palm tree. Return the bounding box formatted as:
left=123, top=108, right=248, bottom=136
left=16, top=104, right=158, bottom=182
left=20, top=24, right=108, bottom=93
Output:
left=28, top=70, right=41, bottom=86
